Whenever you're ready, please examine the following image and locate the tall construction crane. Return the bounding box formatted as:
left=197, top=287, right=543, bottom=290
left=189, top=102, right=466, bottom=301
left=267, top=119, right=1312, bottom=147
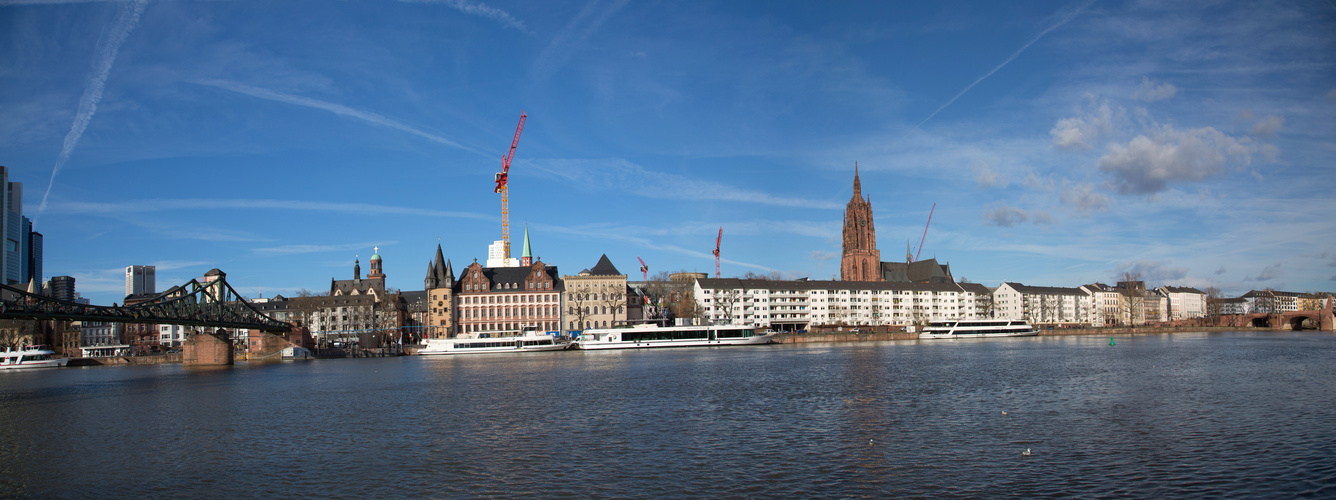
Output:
left=913, top=203, right=936, bottom=262
left=495, top=111, right=527, bottom=262
left=638, top=256, right=648, bottom=280
left=713, top=227, right=722, bottom=278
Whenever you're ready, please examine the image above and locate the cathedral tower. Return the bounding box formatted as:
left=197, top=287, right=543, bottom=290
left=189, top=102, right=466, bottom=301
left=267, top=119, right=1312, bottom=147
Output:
left=841, top=163, right=882, bottom=281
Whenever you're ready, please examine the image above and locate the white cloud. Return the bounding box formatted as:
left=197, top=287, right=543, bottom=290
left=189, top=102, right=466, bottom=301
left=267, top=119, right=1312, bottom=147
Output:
left=975, top=165, right=1006, bottom=188
left=1134, top=77, right=1177, bottom=102
left=1097, top=124, right=1259, bottom=194
left=1250, top=115, right=1283, bottom=138
left=1247, top=263, right=1283, bottom=282
left=1051, top=98, right=1119, bottom=150
left=1114, top=260, right=1187, bottom=283
left=810, top=250, right=838, bottom=261
left=1059, top=182, right=1110, bottom=214
left=983, top=202, right=1043, bottom=227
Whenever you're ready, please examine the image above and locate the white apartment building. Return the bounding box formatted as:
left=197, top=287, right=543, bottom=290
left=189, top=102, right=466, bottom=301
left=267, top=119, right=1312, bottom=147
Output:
left=1156, top=286, right=1207, bottom=320
left=993, top=282, right=1092, bottom=325
left=158, top=324, right=189, bottom=347
left=694, top=278, right=972, bottom=330
left=1080, top=283, right=1122, bottom=326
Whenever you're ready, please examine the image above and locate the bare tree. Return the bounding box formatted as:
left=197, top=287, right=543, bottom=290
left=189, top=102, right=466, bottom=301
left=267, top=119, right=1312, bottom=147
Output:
left=1117, top=272, right=1145, bottom=326
left=567, top=289, right=593, bottom=330
left=741, top=271, right=783, bottom=280
left=1204, top=286, right=1224, bottom=317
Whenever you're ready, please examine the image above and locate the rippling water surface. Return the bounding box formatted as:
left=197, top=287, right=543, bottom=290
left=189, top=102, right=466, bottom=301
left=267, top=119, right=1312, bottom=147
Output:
left=2, top=331, right=1334, bottom=498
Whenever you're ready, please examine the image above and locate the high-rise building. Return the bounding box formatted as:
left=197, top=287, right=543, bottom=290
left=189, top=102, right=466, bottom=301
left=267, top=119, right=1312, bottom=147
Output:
left=49, top=276, right=75, bottom=302
left=25, top=221, right=41, bottom=289
left=125, top=265, right=156, bottom=297
left=2, top=166, right=23, bottom=286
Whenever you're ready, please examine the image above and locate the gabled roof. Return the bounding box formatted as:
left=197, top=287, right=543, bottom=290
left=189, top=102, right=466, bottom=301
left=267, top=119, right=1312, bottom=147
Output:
left=468, top=264, right=564, bottom=292
left=1160, top=286, right=1205, bottom=294
left=1002, top=282, right=1087, bottom=296
left=589, top=254, right=622, bottom=276
left=695, top=278, right=965, bottom=293
left=958, top=282, right=992, bottom=295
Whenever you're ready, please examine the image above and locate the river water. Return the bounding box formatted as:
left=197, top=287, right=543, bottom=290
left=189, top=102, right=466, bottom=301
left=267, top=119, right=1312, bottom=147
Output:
left=2, top=331, right=1333, bottom=498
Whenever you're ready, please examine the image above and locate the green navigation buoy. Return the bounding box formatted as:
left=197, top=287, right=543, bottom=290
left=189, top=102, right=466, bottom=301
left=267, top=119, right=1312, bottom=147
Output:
left=1109, top=336, right=1116, bottom=346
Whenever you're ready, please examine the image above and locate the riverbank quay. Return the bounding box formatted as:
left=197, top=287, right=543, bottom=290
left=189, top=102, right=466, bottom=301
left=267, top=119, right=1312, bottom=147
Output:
left=769, top=325, right=1326, bottom=343
left=68, top=353, right=181, bottom=366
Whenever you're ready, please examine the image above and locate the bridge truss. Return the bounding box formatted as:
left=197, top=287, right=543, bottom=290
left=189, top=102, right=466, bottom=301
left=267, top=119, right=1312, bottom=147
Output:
left=0, top=271, right=291, bottom=333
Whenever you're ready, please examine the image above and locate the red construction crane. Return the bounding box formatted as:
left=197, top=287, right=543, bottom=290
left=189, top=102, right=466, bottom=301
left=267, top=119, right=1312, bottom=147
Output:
left=713, top=227, right=722, bottom=278
left=914, top=202, right=936, bottom=262
left=495, top=111, right=527, bottom=261
left=637, top=256, right=648, bottom=280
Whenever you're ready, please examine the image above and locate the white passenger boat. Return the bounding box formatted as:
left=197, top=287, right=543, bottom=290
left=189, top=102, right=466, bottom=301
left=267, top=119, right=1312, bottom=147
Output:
left=418, top=329, right=572, bottom=355
left=918, top=320, right=1038, bottom=339
left=0, top=345, right=70, bottom=370
left=575, top=323, right=774, bottom=350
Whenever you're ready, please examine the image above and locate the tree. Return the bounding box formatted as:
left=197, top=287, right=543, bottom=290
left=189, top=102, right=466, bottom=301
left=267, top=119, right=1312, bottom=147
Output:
left=1117, top=272, right=1144, bottom=326
left=741, top=271, right=783, bottom=280
left=1204, top=286, right=1224, bottom=317
left=567, top=289, right=593, bottom=330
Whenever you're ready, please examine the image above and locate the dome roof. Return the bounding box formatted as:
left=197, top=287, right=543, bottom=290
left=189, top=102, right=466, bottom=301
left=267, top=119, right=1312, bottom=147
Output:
left=370, top=245, right=382, bottom=261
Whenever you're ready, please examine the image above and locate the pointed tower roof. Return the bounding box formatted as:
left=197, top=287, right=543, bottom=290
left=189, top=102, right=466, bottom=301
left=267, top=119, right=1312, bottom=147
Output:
left=852, top=162, right=862, bottom=199
left=442, top=259, right=455, bottom=285
left=521, top=226, right=533, bottom=259
left=433, top=243, right=447, bottom=281
left=590, top=254, right=621, bottom=276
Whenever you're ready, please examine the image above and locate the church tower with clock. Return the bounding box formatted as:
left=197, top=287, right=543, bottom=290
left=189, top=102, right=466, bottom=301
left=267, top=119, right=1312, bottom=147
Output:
left=841, top=163, right=882, bottom=281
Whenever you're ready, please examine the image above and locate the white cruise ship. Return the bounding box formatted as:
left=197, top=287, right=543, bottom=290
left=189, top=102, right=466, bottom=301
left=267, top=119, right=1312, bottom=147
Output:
left=418, top=329, right=571, bottom=355
left=1, top=345, right=70, bottom=370
left=575, top=323, right=774, bottom=350
left=918, top=320, right=1038, bottom=339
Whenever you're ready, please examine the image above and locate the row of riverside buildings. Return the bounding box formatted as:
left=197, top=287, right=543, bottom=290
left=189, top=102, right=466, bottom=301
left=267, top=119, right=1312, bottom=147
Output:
left=694, top=168, right=1330, bottom=330
left=243, top=169, right=1333, bottom=346
left=36, top=166, right=1333, bottom=355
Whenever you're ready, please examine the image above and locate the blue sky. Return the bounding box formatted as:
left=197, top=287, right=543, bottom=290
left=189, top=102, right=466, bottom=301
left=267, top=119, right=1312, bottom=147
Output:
left=2, top=0, right=1333, bottom=306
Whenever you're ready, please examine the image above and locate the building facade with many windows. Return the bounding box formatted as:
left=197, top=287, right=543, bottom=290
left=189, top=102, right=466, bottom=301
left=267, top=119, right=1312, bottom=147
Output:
left=694, top=278, right=976, bottom=330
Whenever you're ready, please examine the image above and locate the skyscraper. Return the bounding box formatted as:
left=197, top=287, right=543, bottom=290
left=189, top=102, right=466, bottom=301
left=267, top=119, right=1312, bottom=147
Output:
left=2, top=166, right=23, bottom=286
left=126, top=265, right=156, bottom=297
left=49, top=276, right=75, bottom=302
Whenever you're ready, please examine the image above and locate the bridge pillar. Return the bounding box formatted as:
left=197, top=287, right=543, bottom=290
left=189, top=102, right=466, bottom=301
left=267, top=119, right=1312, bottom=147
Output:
left=183, top=330, right=233, bottom=366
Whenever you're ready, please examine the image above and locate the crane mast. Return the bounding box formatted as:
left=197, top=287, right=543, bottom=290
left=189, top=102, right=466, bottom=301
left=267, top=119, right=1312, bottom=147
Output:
left=638, top=256, right=648, bottom=280
left=914, top=202, right=936, bottom=262
left=495, top=111, right=526, bottom=262
left=713, top=227, right=722, bottom=278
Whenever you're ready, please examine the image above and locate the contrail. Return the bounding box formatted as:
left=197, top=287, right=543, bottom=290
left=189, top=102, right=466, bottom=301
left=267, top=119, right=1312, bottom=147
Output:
left=36, top=0, right=147, bottom=224
left=192, top=79, right=488, bottom=157
left=397, top=0, right=534, bottom=35
left=914, top=0, right=1096, bottom=130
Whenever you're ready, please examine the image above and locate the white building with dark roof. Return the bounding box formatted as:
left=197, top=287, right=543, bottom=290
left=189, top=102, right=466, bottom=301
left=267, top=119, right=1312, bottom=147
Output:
left=694, top=278, right=970, bottom=330
left=1157, top=286, right=1207, bottom=320
left=993, top=282, right=1092, bottom=326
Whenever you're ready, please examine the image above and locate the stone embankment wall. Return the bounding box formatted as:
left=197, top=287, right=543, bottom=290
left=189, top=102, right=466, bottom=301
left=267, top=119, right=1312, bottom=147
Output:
left=68, top=354, right=182, bottom=366
left=772, top=325, right=1322, bottom=344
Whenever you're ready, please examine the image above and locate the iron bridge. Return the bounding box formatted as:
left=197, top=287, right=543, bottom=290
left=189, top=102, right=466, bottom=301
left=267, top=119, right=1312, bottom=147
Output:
left=0, top=270, right=291, bottom=332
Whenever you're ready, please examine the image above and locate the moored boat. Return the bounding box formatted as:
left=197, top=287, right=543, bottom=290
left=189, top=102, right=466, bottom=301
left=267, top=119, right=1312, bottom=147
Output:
left=418, top=329, right=572, bottom=355
left=0, top=345, right=70, bottom=370
left=918, top=320, right=1038, bottom=339
left=575, top=323, right=774, bottom=350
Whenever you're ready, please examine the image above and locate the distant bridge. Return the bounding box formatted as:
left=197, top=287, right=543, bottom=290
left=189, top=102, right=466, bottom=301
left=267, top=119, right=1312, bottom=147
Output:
left=0, top=269, right=291, bottom=333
